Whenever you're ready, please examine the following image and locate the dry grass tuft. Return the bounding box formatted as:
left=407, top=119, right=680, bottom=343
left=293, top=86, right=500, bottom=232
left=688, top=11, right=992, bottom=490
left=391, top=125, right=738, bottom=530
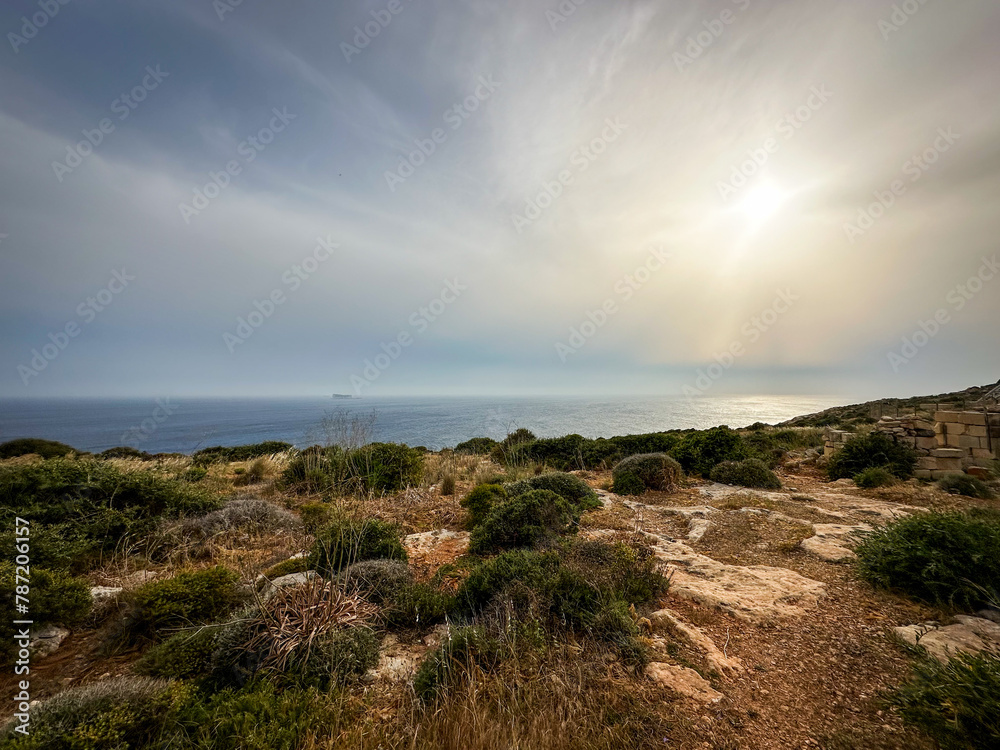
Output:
left=245, top=580, right=378, bottom=672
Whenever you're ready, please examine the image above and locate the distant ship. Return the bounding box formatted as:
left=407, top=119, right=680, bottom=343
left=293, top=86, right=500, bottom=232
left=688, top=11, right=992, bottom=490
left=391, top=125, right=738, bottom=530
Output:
left=332, top=393, right=359, bottom=399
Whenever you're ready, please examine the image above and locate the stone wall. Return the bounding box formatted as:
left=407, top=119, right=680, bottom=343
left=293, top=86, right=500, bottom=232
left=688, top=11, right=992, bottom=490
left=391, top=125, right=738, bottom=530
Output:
left=825, top=411, right=999, bottom=480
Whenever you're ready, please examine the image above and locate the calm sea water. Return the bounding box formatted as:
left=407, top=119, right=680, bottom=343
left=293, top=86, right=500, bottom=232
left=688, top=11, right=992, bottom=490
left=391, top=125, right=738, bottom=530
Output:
left=0, top=395, right=842, bottom=455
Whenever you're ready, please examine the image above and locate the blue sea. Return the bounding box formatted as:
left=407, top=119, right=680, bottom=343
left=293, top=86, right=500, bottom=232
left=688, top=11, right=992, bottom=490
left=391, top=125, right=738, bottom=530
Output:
left=0, top=395, right=842, bottom=455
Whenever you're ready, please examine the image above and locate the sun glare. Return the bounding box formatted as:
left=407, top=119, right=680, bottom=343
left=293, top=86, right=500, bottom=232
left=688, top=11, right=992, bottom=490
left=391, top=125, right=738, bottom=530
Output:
left=739, top=182, right=788, bottom=221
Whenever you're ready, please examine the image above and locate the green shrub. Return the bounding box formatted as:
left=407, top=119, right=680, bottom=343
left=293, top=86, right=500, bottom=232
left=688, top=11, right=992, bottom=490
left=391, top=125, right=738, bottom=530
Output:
left=454, top=437, right=499, bottom=455
left=100, top=446, right=153, bottom=460
left=937, top=473, right=995, bottom=500
left=827, top=433, right=917, bottom=480
left=1, top=677, right=190, bottom=749
left=505, top=472, right=600, bottom=510
left=288, top=626, right=380, bottom=689
left=351, top=442, right=424, bottom=492
left=854, top=512, right=1000, bottom=610
left=710, top=458, right=782, bottom=490
left=672, top=427, right=747, bottom=477
left=309, top=518, right=407, bottom=576
left=381, top=582, right=453, bottom=629
left=468, top=490, right=577, bottom=554
left=0, top=563, right=91, bottom=627
left=611, top=453, right=683, bottom=494
left=440, top=474, right=457, bottom=496
left=176, top=680, right=345, bottom=750
left=121, top=566, right=244, bottom=643
left=0, top=460, right=221, bottom=573
left=560, top=539, right=669, bottom=605
left=262, top=556, right=311, bottom=579
left=188, top=496, right=301, bottom=538
left=340, top=559, right=413, bottom=604
left=460, top=484, right=507, bottom=527
left=0, top=438, right=76, bottom=460
left=183, top=466, right=208, bottom=482
left=854, top=466, right=899, bottom=489
left=192, top=442, right=293, bottom=465
left=891, top=650, right=1000, bottom=749
left=298, top=502, right=334, bottom=533
left=134, top=627, right=219, bottom=679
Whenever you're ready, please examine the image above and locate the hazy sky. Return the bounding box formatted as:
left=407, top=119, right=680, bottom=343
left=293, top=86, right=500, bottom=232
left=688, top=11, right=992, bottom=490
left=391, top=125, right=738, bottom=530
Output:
left=1, top=0, right=998, bottom=400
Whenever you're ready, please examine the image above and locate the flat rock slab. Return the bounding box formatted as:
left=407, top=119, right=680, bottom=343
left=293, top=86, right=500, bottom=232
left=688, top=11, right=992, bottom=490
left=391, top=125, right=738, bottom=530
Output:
left=31, top=625, right=70, bottom=658
left=800, top=523, right=870, bottom=563
left=404, top=529, right=470, bottom=557
left=649, top=608, right=743, bottom=676
left=642, top=532, right=825, bottom=624
left=645, top=662, right=723, bottom=704
left=895, top=616, right=1000, bottom=663
left=624, top=501, right=718, bottom=542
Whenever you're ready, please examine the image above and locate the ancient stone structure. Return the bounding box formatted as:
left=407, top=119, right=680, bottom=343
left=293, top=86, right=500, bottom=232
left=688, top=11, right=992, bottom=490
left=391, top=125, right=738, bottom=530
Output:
left=825, top=410, right=999, bottom=480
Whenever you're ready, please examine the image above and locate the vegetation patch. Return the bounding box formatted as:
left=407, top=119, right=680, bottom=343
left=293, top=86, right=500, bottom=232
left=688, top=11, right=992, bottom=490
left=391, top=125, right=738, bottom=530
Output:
left=192, top=442, right=293, bottom=465
left=309, top=517, right=407, bottom=577
left=611, top=453, right=683, bottom=495
left=710, top=458, right=782, bottom=490
left=937, top=473, right=995, bottom=500
left=890, top=649, right=1000, bottom=750
left=0, top=438, right=76, bottom=460
left=469, top=490, right=578, bottom=554
left=854, top=511, right=1000, bottom=610
left=827, top=433, right=917, bottom=480
left=854, top=466, right=899, bottom=489
left=505, top=472, right=600, bottom=509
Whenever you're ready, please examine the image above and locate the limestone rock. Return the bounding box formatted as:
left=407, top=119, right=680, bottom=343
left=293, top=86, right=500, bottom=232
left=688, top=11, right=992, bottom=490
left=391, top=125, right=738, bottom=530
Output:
left=404, top=529, right=470, bottom=557
left=894, top=616, right=1000, bottom=663
left=645, top=663, right=723, bottom=704
left=31, top=625, right=70, bottom=658
left=649, top=608, right=743, bottom=676
left=641, top=532, right=825, bottom=624
left=260, top=571, right=318, bottom=600
left=800, top=523, right=870, bottom=563
left=90, top=586, right=123, bottom=602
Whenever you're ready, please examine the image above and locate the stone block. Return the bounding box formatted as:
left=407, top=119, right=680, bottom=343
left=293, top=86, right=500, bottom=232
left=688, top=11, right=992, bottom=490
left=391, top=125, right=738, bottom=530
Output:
left=931, top=448, right=964, bottom=459
left=914, top=469, right=933, bottom=480
left=916, top=456, right=938, bottom=470
left=959, top=435, right=983, bottom=450
left=960, top=412, right=987, bottom=426
left=973, top=448, right=996, bottom=459
left=931, top=470, right=961, bottom=480
left=913, top=419, right=935, bottom=431
left=968, top=425, right=988, bottom=438
left=937, top=458, right=964, bottom=473
left=916, top=437, right=938, bottom=451
left=934, top=411, right=963, bottom=423
left=946, top=422, right=967, bottom=436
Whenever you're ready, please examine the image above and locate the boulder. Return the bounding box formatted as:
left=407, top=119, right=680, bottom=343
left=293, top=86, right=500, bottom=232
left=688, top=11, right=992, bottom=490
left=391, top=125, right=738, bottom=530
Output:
left=645, top=663, right=723, bottom=704
left=31, top=625, right=70, bottom=658
left=894, top=616, right=1000, bottom=663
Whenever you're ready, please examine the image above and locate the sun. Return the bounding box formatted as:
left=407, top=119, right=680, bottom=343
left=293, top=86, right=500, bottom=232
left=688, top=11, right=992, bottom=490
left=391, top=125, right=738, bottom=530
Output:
left=738, top=182, right=788, bottom=221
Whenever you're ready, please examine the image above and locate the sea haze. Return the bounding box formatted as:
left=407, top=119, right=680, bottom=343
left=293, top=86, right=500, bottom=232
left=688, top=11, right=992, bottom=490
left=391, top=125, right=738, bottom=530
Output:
left=0, top=395, right=842, bottom=455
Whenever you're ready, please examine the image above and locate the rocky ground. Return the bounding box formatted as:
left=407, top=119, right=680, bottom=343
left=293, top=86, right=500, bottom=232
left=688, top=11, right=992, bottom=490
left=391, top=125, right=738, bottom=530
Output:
left=7, top=452, right=999, bottom=749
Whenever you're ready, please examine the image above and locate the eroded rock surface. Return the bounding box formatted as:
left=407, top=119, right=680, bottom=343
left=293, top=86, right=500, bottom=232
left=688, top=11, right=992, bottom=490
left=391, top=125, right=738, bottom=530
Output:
left=894, top=616, right=1000, bottom=663
left=645, top=662, right=723, bottom=704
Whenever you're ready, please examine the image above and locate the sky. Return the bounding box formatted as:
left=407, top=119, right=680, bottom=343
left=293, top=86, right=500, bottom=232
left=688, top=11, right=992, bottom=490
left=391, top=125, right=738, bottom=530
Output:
left=1, top=0, right=998, bottom=400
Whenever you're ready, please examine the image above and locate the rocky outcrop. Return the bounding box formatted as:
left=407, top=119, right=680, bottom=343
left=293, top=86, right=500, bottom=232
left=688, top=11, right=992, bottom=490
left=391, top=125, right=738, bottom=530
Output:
left=894, top=615, right=1000, bottom=663
left=645, top=662, right=723, bottom=704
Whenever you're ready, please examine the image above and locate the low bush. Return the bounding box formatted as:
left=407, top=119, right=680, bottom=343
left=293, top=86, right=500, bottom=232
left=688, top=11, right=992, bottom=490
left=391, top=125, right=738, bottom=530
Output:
left=183, top=466, right=208, bottom=483
left=413, top=625, right=510, bottom=702
left=937, top=473, right=995, bottom=500
left=710, top=458, right=782, bottom=490
left=134, top=626, right=219, bottom=679
left=298, top=502, right=334, bottom=533
left=309, top=517, right=407, bottom=577
left=854, top=511, right=1000, bottom=610
left=340, top=559, right=413, bottom=604
left=460, top=484, right=507, bottom=527
left=192, top=442, right=293, bottom=465
left=100, top=446, right=153, bottom=460
left=827, top=432, right=917, bottom=480
left=187, top=495, right=302, bottom=539
left=1, top=676, right=190, bottom=750
left=611, top=453, right=683, bottom=495
left=118, top=566, right=244, bottom=644
left=262, top=556, right=311, bottom=579
left=890, top=650, right=1000, bottom=750
left=0, top=563, right=92, bottom=628
left=454, top=437, right=498, bottom=455
left=469, top=490, right=577, bottom=554
left=0, top=438, right=76, bottom=460
left=854, top=466, right=899, bottom=489
left=288, top=625, right=380, bottom=689
left=350, top=442, right=424, bottom=493
left=505, top=472, right=600, bottom=510
left=440, top=474, right=456, bottom=496
left=233, top=457, right=272, bottom=486
left=559, top=539, right=669, bottom=605
left=381, top=582, right=453, bottom=629
left=672, top=426, right=747, bottom=477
